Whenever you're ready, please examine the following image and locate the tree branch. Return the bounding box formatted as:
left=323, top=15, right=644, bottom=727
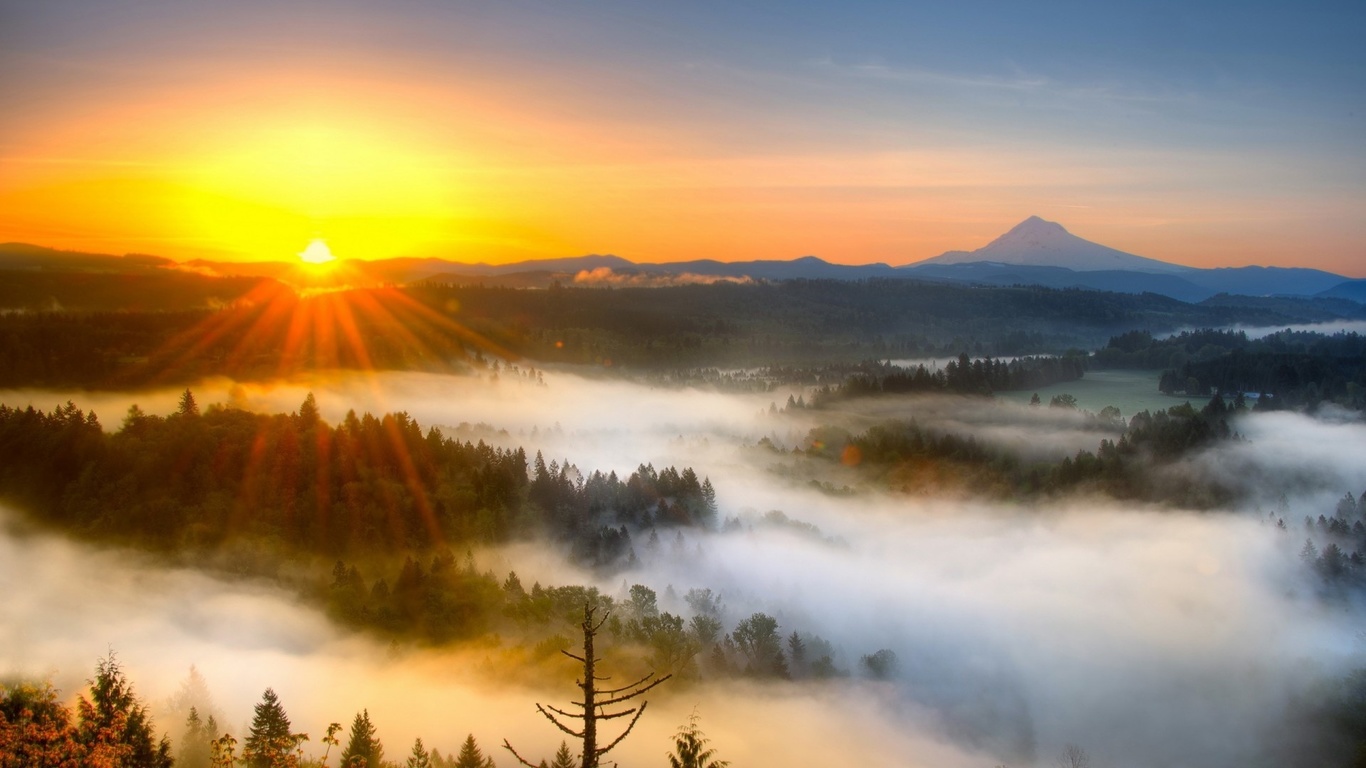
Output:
left=595, top=701, right=648, bottom=758
left=596, top=673, right=672, bottom=707
left=543, top=704, right=585, bottom=721
left=598, top=672, right=655, bottom=696
left=535, top=704, right=584, bottom=738
left=591, top=609, right=612, bottom=633
left=501, top=740, right=541, bottom=768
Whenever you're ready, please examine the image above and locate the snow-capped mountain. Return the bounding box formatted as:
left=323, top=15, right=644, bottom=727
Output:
left=913, top=216, right=1191, bottom=274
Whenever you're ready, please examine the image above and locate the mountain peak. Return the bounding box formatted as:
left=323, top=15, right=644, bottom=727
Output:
left=915, top=216, right=1190, bottom=274
left=998, top=215, right=1070, bottom=242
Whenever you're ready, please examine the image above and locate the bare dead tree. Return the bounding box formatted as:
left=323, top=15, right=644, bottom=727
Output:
left=504, top=602, right=672, bottom=768
left=1057, top=743, right=1092, bottom=768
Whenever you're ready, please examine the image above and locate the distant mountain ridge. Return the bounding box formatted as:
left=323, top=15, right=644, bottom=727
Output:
left=2, top=215, right=1361, bottom=306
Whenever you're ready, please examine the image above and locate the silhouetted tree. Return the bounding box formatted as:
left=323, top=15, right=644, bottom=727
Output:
left=787, top=632, right=807, bottom=677
left=318, top=723, right=342, bottom=768
left=179, top=707, right=214, bottom=768
left=860, top=648, right=899, bottom=680
left=340, top=710, right=383, bottom=768
left=546, top=741, right=576, bottom=768
left=1057, top=743, right=1092, bottom=768
left=503, top=603, right=670, bottom=768
left=75, top=652, right=173, bottom=768
left=298, top=393, right=321, bottom=428
left=405, top=737, right=433, bottom=768
left=732, top=613, right=789, bottom=679
left=453, top=734, right=495, bottom=768
left=243, top=688, right=303, bottom=768
left=666, top=711, right=728, bottom=768
left=178, top=389, right=200, bottom=417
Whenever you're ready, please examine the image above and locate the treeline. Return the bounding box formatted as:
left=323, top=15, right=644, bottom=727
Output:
left=799, top=397, right=1239, bottom=506
left=0, top=397, right=886, bottom=678
left=321, top=549, right=858, bottom=688
left=0, top=652, right=600, bottom=767
left=1162, top=352, right=1366, bottom=411
left=1, top=276, right=1345, bottom=388
left=1269, top=492, right=1366, bottom=766
left=1289, top=491, right=1366, bottom=589
left=1094, top=328, right=1366, bottom=410
left=0, top=394, right=714, bottom=564
left=0, top=292, right=479, bottom=388
left=802, top=353, right=1085, bottom=405
left=400, top=279, right=1334, bottom=367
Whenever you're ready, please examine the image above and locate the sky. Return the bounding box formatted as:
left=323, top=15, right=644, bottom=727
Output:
left=0, top=0, right=1363, bottom=274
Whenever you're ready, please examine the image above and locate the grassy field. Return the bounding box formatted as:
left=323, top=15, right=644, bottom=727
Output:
left=997, top=369, right=1205, bottom=419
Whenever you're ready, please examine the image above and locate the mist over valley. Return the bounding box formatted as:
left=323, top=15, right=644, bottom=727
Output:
left=4, top=359, right=1366, bottom=766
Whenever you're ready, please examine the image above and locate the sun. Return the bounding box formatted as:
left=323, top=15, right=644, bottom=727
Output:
left=299, top=238, right=336, bottom=265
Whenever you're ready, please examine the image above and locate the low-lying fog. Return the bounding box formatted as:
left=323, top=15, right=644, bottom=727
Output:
left=3, top=368, right=1365, bottom=766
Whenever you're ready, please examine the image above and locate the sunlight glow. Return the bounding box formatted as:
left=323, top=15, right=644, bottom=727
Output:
left=299, top=239, right=336, bottom=264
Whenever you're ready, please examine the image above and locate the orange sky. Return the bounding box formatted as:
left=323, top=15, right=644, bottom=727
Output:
left=1, top=2, right=1362, bottom=275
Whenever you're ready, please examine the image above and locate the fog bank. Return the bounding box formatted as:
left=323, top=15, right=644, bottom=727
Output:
left=4, top=369, right=1365, bottom=765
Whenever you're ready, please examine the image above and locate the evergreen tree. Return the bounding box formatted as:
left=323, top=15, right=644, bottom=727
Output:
left=340, top=710, right=384, bottom=768
left=179, top=706, right=214, bottom=768
left=178, top=389, right=200, bottom=417
left=787, top=631, right=807, bottom=678
left=168, top=665, right=218, bottom=725
left=298, top=393, right=321, bottom=428
left=453, top=733, right=495, bottom=768
left=546, top=741, right=575, bottom=768
left=75, top=652, right=173, bottom=768
left=666, top=711, right=728, bottom=768
left=405, top=737, right=433, bottom=768
left=700, top=479, right=718, bottom=526
left=242, top=688, right=298, bottom=768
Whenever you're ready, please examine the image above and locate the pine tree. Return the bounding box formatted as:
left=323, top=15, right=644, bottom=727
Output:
left=168, top=664, right=219, bottom=727
left=547, top=741, right=576, bottom=768
left=787, top=631, right=807, bottom=678
left=75, top=652, right=173, bottom=768
left=454, top=733, right=496, bottom=768
left=179, top=706, right=214, bottom=768
left=406, top=737, right=433, bottom=768
left=178, top=388, right=200, bottom=417
left=299, top=392, right=321, bottom=428
left=666, top=711, right=728, bottom=768
left=340, top=710, right=384, bottom=768
left=700, top=479, right=718, bottom=526
left=243, top=688, right=300, bottom=768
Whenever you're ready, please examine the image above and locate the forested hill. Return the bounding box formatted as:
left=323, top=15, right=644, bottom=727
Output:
left=0, top=394, right=717, bottom=568
left=1094, top=328, right=1366, bottom=410
left=2, top=276, right=1358, bottom=387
